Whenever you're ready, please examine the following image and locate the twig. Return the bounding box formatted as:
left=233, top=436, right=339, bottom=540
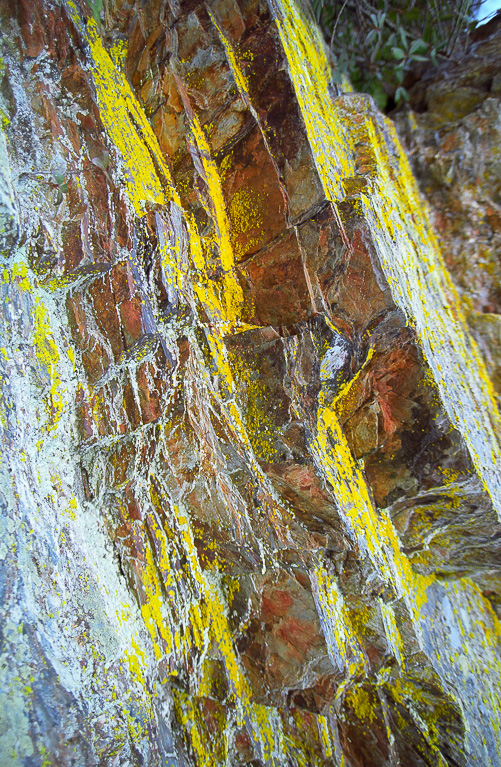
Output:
left=330, top=0, right=350, bottom=48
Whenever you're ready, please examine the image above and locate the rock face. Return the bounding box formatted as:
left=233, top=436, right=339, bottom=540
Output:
left=395, top=15, right=501, bottom=405
left=0, top=0, right=500, bottom=765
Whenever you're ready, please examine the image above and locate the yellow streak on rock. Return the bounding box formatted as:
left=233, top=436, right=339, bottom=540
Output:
left=273, top=0, right=501, bottom=755
left=271, top=0, right=501, bottom=516
left=125, top=638, right=148, bottom=688
left=312, top=390, right=434, bottom=610
left=313, top=566, right=367, bottom=676
left=140, top=542, right=173, bottom=658
left=2, top=263, right=64, bottom=432
left=188, top=116, right=244, bottom=328
left=379, top=599, right=405, bottom=667
left=208, top=10, right=250, bottom=99
left=68, top=7, right=501, bottom=760
left=32, top=299, right=64, bottom=431
left=86, top=18, right=175, bottom=216
left=332, top=345, right=374, bottom=420
left=361, top=112, right=501, bottom=509
left=317, top=715, right=333, bottom=758
left=250, top=704, right=283, bottom=763
left=78, top=20, right=273, bottom=746
left=173, top=688, right=227, bottom=766
left=345, top=686, right=377, bottom=723
left=271, top=0, right=353, bottom=200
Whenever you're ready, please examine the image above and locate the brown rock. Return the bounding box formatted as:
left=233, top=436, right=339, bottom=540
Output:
left=221, top=124, right=288, bottom=262
left=87, top=273, right=123, bottom=362
left=239, top=229, right=313, bottom=326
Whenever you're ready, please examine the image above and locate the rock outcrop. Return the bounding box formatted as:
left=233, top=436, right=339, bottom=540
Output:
left=0, top=0, right=500, bottom=764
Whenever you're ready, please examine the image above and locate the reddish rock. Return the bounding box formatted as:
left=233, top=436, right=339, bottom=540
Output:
left=82, top=158, right=112, bottom=259
left=3, top=2, right=501, bottom=765
left=109, top=261, right=132, bottom=305
left=66, top=291, right=89, bottom=351
left=234, top=21, right=326, bottom=221
left=334, top=201, right=394, bottom=331
left=220, top=124, right=288, bottom=262
left=240, top=229, right=313, bottom=326
left=16, top=0, right=45, bottom=57
left=81, top=342, right=112, bottom=385
left=136, top=351, right=168, bottom=424
left=119, top=296, right=144, bottom=348
left=61, top=220, right=84, bottom=272
left=122, top=378, right=143, bottom=431
left=87, top=273, right=123, bottom=362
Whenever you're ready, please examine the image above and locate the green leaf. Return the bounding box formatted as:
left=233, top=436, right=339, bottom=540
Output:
left=367, top=79, right=389, bottom=110
left=395, top=86, right=410, bottom=103
left=312, top=0, right=322, bottom=21
left=88, top=0, right=103, bottom=25
left=366, top=28, right=378, bottom=45
left=332, top=67, right=346, bottom=84
left=391, top=47, right=405, bottom=59
left=409, top=38, right=428, bottom=55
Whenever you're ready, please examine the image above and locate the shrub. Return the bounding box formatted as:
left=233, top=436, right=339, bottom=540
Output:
left=313, top=0, right=484, bottom=109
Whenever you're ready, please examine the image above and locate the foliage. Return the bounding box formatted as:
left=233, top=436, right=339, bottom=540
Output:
left=52, top=172, right=68, bottom=206
left=87, top=0, right=103, bottom=27
left=312, top=0, right=484, bottom=108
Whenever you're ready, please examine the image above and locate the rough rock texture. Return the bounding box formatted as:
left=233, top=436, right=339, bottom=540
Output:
left=0, top=0, right=500, bottom=765
left=395, top=15, right=501, bottom=406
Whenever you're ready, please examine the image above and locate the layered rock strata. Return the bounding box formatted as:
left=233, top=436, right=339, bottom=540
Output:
left=0, top=0, right=501, bottom=764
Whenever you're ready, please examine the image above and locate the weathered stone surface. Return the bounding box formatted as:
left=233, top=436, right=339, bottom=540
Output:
left=396, top=17, right=501, bottom=323
left=0, top=0, right=501, bottom=765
